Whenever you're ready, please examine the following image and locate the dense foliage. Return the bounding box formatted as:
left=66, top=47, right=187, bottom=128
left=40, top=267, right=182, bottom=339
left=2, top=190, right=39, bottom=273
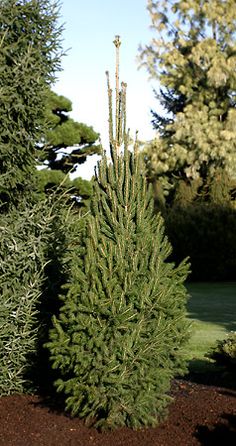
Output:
left=149, top=170, right=236, bottom=281
left=139, top=1, right=236, bottom=280
left=46, top=37, right=190, bottom=430
left=140, top=0, right=236, bottom=187
left=0, top=200, right=62, bottom=394
left=208, top=332, right=236, bottom=370
left=0, top=0, right=63, bottom=209
left=0, top=0, right=68, bottom=395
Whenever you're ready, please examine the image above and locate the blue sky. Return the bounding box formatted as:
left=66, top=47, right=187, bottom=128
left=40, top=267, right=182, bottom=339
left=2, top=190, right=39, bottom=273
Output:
left=53, top=0, right=158, bottom=179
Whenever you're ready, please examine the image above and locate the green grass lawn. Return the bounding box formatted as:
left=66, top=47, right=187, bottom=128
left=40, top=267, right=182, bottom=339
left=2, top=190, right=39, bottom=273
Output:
left=184, top=282, right=236, bottom=373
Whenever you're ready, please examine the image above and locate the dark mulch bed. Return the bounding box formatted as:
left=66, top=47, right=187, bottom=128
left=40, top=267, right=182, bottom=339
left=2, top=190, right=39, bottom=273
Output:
left=0, top=379, right=236, bottom=446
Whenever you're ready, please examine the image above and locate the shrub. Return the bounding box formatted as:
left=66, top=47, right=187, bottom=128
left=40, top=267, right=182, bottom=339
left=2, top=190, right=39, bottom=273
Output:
left=208, top=332, right=236, bottom=370
left=46, top=37, right=190, bottom=430
left=32, top=201, right=86, bottom=392
left=0, top=198, right=71, bottom=395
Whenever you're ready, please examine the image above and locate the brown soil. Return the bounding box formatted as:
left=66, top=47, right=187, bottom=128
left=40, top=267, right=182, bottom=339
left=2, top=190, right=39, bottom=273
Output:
left=0, top=379, right=236, bottom=446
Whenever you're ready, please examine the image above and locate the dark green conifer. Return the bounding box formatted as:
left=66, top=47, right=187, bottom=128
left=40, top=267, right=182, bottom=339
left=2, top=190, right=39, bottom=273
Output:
left=0, top=0, right=63, bottom=210
left=0, top=0, right=67, bottom=394
left=46, top=36, right=190, bottom=429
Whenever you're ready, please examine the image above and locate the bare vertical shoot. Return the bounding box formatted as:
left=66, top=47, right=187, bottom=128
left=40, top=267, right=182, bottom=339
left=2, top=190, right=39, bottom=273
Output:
left=113, top=35, right=121, bottom=154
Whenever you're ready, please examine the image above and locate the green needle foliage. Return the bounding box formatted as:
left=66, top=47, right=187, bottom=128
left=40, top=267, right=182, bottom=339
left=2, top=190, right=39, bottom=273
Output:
left=0, top=0, right=63, bottom=210
left=0, top=199, right=58, bottom=394
left=37, top=89, right=100, bottom=173
left=0, top=193, right=77, bottom=395
left=208, top=332, right=236, bottom=370
left=140, top=0, right=236, bottom=184
left=139, top=1, right=236, bottom=281
left=46, top=36, right=190, bottom=429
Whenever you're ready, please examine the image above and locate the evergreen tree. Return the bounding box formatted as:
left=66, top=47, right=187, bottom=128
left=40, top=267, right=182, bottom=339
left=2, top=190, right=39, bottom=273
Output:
left=46, top=36, right=190, bottom=429
left=38, top=89, right=100, bottom=173
left=0, top=0, right=63, bottom=210
left=35, top=89, right=100, bottom=210
left=140, top=0, right=236, bottom=182
left=0, top=0, right=70, bottom=395
left=140, top=1, right=236, bottom=280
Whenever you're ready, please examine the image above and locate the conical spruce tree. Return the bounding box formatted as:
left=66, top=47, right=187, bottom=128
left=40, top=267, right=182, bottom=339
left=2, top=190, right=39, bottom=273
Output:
left=46, top=36, right=190, bottom=429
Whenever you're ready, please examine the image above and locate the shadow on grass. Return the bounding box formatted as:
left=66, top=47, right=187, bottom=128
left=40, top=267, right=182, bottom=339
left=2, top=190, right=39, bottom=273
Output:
left=195, top=413, right=236, bottom=446
left=183, top=358, right=236, bottom=391
left=187, top=282, right=236, bottom=332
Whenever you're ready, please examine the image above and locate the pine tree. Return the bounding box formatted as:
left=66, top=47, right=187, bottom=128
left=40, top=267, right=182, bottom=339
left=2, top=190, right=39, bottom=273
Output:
left=37, top=89, right=100, bottom=173
left=34, top=89, right=100, bottom=210
left=140, top=0, right=236, bottom=182
left=46, top=36, right=190, bottom=429
left=0, top=0, right=63, bottom=210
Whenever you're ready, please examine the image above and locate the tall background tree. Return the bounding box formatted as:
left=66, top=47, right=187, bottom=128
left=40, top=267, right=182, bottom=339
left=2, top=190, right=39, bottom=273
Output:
left=139, top=0, right=236, bottom=281
left=0, top=0, right=63, bottom=210
left=0, top=0, right=70, bottom=395
left=139, top=0, right=236, bottom=191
